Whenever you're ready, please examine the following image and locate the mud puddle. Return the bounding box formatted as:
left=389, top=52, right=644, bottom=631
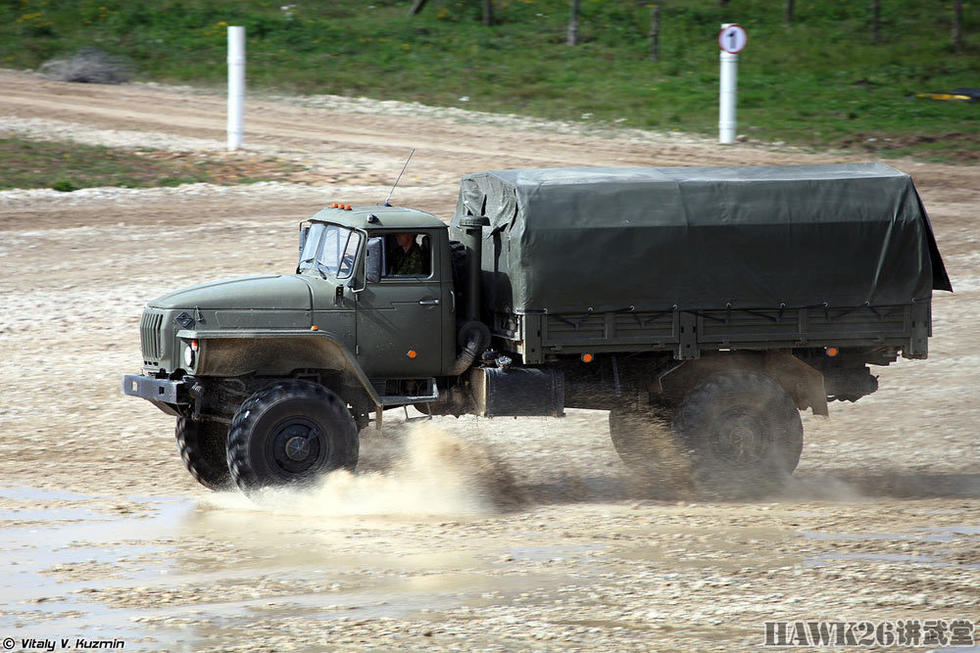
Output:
left=2, top=480, right=978, bottom=651
left=0, top=488, right=189, bottom=648
left=0, top=482, right=577, bottom=649
left=1, top=429, right=977, bottom=650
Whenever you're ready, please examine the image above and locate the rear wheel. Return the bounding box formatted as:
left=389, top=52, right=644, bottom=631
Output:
left=227, top=380, right=358, bottom=493
left=175, top=418, right=232, bottom=491
left=609, top=405, right=694, bottom=494
left=672, top=371, right=803, bottom=497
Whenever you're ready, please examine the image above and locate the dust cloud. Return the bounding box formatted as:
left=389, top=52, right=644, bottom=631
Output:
left=206, top=425, right=525, bottom=517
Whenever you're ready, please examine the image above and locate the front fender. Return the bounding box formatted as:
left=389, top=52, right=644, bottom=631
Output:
left=177, top=329, right=381, bottom=408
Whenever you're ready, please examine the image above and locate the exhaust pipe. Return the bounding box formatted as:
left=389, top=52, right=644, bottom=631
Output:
left=451, top=215, right=491, bottom=375
left=456, top=215, right=489, bottom=322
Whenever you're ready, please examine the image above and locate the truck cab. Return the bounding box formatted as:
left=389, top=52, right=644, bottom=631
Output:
left=299, top=205, right=456, bottom=380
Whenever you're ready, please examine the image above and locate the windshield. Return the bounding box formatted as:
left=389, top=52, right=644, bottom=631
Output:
left=299, top=223, right=362, bottom=279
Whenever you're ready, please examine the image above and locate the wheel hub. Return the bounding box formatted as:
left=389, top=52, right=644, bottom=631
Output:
left=284, top=434, right=312, bottom=461
left=711, top=410, right=770, bottom=466
left=726, top=424, right=762, bottom=463
left=271, top=419, right=323, bottom=475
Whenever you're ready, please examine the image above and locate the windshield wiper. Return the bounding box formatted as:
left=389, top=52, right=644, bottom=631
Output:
left=313, top=259, right=343, bottom=280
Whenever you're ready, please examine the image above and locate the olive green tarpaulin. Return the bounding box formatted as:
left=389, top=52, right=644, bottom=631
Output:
left=449, top=164, right=951, bottom=315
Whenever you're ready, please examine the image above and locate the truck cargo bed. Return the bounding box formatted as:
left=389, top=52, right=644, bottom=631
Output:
left=492, top=301, right=930, bottom=362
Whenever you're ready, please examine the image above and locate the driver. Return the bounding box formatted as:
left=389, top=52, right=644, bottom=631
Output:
left=390, top=233, right=425, bottom=276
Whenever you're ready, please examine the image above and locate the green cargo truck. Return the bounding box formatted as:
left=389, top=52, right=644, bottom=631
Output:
left=122, top=163, right=951, bottom=495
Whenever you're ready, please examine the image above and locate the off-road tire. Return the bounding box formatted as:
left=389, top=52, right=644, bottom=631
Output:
left=175, top=418, right=232, bottom=491
left=608, top=405, right=694, bottom=497
left=671, top=371, right=803, bottom=497
left=227, top=380, right=358, bottom=493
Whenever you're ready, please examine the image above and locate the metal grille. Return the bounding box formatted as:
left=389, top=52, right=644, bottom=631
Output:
left=140, top=310, right=164, bottom=362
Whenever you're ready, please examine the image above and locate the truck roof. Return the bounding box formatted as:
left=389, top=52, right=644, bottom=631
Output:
left=308, top=205, right=445, bottom=230
left=465, top=162, right=911, bottom=189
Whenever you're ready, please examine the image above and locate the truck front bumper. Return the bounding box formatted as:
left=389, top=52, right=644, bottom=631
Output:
left=121, top=374, right=188, bottom=406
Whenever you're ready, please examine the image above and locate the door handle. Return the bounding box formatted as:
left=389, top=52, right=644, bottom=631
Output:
left=418, top=299, right=440, bottom=306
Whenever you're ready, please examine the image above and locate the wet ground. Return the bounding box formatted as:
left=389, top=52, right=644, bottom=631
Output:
left=1, top=413, right=977, bottom=651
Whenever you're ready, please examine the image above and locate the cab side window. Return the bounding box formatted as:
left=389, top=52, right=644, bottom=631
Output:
left=383, top=232, right=431, bottom=278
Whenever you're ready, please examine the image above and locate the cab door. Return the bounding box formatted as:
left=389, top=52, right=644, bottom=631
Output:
left=355, top=231, right=443, bottom=377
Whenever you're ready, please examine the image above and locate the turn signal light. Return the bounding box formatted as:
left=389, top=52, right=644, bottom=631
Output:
left=190, top=339, right=199, bottom=351
left=331, top=203, right=339, bottom=208
left=310, top=325, right=320, bottom=331
left=581, top=353, right=594, bottom=363
left=826, top=346, right=839, bottom=357
left=407, top=349, right=418, bottom=359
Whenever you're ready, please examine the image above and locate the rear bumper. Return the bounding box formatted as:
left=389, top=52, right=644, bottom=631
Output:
left=121, top=374, right=187, bottom=405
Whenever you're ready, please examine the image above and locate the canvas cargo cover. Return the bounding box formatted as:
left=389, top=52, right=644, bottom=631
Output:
left=450, top=164, right=951, bottom=314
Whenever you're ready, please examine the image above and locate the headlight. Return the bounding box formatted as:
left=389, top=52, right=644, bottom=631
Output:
left=183, top=346, right=195, bottom=368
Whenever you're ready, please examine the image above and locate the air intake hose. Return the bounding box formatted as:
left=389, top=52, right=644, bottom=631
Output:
left=449, top=320, right=491, bottom=376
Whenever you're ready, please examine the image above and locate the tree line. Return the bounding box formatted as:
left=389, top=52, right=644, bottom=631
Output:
left=411, top=1, right=967, bottom=54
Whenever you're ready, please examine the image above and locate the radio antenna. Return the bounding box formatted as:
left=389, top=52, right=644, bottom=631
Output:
left=384, top=148, right=416, bottom=207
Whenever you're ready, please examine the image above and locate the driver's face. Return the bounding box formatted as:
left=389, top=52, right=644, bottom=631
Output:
left=395, top=233, right=415, bottom=249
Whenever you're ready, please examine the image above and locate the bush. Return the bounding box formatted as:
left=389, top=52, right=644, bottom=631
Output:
left=38, top=47, right=133, bottom=84
left=51, top=180, right=79, bottom=192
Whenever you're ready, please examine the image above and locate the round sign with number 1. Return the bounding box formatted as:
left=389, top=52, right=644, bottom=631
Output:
left=718, top=24, right=748, bottom=54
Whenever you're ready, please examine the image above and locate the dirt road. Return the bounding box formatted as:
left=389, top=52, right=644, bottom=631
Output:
left=0, top=69, right=977, bottom=651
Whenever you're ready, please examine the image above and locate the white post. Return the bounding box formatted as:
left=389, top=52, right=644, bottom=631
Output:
left=718, top=23, right=737, bottom=145
left=227, top=26, right=245, bottom=151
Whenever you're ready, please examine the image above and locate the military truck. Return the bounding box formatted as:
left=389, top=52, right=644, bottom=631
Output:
left=122, top=163, right=951, bottom=495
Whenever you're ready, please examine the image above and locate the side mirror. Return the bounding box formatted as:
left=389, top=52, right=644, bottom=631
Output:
left=365, top=237, right=383, bottom=284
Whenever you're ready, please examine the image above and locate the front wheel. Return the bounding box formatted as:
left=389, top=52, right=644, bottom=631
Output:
left=672, top=371, right=803, bottom=497
left=227, top=380, right=359, bottom=493
left=175, top=417, right=232, bottom=491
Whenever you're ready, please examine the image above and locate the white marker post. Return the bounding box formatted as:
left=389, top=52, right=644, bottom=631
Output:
left=227, top=26, right=245, bottom=151
left=718, top=23, right=747, bottom=145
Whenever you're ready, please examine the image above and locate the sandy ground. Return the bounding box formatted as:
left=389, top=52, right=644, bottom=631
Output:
left=0, top=69, right=978, bottom=651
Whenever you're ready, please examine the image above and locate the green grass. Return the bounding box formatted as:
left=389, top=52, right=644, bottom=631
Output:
left=0, top=137, right=304, bottom=191
left=1, top=0, right=977, bottom=161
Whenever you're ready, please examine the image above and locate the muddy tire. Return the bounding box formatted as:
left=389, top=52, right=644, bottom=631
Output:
left=227, top=380, right=358, bottom=493
left=672, top=371, right=803, bottom=497
left=609, top=406, right=694, bottom=497
left=175, top=418, right=232, bottom=491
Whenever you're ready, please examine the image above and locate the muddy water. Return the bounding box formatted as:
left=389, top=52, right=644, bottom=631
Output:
left=1, top=420, right=977, bottom=651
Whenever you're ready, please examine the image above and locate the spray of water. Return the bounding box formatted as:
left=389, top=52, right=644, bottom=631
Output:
left=206, top=424, right=525, bottom=517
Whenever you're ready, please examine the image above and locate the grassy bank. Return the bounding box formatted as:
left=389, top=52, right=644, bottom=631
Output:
left=0, top=137, right=304, bottom=191
left=1, top=0, right=977, bottom=161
